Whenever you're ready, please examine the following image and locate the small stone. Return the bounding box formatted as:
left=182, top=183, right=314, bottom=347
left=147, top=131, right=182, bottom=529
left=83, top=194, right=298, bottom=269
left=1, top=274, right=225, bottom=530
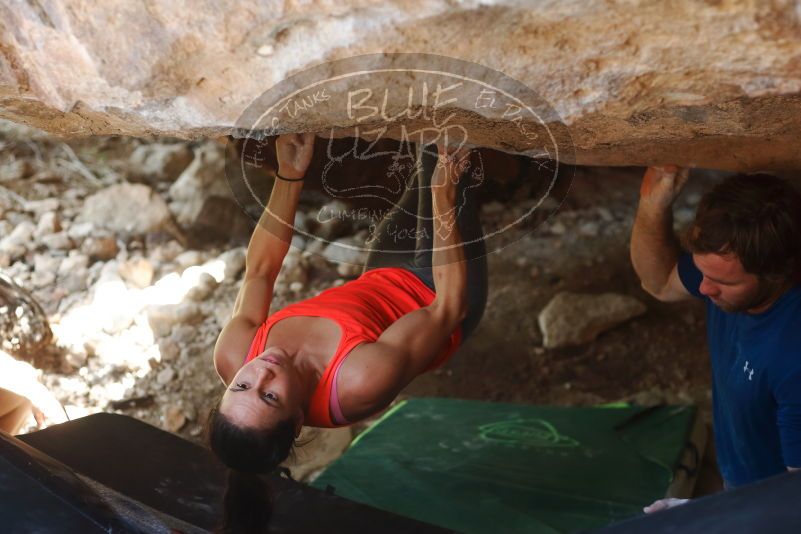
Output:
left=530, top=266, right=541, bottom=279
left=578, top=221, right=599, bottom=237
left=68, top=222, right=95, bottom=241
left=33, top=253, right=61, bottom=275
left=0, top=220, right=36, bottom=259
left=119, top=257, right=154, bottom=288
left=686, top=192, right=702, bottom=206
left=675, top=207, right=695, bottom=225
left=58, top=269, right=89, bottom=294
left=41, top=231, right=72, bottom=250
left=34, top=211, right=61, bottom=237
left=163, top=405, right=186, bottom=432
left=148, top=240, right=184, bottom=263
left=277, top=250, right=308, bottom=286
left=182, top=404, right=197, bottom=421
left=336, top=262, right=362, bottom=278
left=186, top=272, right=219, bottom=301
left=81, top=236, right=119, bottom=261
left=294, top=211, right=309, bottom=232
left=256, top=44, right=274, bottom=56
left=291, top=234, right=307, bottom=251
left=597, top=207, right=614, bottom=222
left=175, top=250, right=203, bottom=270
left=58, top=253, right=89, bottom=276
left=157, top=366, right=176, bottom=385
left=31, top=269, right=56, bottom=288
left=158, top=339, right=180, bottom=361
left=515, top=257, right=528, bottom=267
left=481, top=201, right=505, bottom=215
left=322, top=236, right=367, bottom=265
left=548, top=221, right=566, bottom=235
left=289, top=281, right=304, bottom=293
left=304, top=239, right=326, bottom=256
left=170, top=324, right=195, bottom=345
left=65, top=349, right=88, bottom=368
left=217, top=247, right=246, bottom=281
left=58, top=257, right=89, bottom=292
left=23, top=198, right=59, bottom=215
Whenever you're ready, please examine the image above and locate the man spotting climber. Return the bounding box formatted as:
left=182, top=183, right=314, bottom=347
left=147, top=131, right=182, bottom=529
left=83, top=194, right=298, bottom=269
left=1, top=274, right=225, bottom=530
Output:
left=630, top=166, right=801, bottom=511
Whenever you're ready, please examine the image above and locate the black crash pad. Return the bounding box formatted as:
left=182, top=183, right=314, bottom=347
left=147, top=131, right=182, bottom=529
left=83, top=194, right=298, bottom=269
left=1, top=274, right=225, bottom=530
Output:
left=595, top=469, right=801, bottom=534
left=10, top=412, right=450, bottom=533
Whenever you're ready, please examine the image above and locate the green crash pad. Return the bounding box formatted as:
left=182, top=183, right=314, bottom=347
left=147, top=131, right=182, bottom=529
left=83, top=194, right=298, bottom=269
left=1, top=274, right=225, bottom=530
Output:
left=312, top=398, right=696, bottom=534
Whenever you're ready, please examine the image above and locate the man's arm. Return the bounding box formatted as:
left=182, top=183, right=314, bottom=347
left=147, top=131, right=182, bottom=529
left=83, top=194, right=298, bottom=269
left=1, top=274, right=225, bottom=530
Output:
left=213, top=133, right=315, bottom=383
left=630, top=165, right=693, bottom=302
left=338, top=144, right=473, bottom=419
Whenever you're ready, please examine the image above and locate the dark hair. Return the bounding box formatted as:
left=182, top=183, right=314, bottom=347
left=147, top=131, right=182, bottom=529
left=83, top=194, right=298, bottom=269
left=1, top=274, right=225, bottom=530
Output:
left=206, top=405, right=296, bottom=533
left=684, top=173, right=801, bottom=283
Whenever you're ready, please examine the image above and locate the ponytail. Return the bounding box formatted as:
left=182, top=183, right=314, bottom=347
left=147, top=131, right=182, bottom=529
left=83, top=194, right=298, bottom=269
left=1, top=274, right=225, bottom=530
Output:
left=207, top=405, right=296, bottom=533
left=220, top=470, right=272, bottom=534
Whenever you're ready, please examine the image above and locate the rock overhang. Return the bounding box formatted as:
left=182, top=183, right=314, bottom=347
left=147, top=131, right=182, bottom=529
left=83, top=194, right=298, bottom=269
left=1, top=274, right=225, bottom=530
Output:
left=1, top=0, right=800, bottom=171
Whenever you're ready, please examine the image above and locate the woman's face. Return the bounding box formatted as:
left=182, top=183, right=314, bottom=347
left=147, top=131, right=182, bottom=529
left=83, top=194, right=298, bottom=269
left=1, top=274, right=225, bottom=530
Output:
left=218, top=347, right=305, bottom=433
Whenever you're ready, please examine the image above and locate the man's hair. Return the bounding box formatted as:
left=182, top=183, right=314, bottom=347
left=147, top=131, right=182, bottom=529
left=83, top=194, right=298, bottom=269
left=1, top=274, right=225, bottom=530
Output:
left=683, top=173, right=801, bottom=282
left=206, top=405, right=296, bottom=533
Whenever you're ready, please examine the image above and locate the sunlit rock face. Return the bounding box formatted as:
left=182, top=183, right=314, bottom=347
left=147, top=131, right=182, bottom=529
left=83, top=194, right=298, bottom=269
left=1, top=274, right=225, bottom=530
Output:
left=2, top=0, right=801, bottom=171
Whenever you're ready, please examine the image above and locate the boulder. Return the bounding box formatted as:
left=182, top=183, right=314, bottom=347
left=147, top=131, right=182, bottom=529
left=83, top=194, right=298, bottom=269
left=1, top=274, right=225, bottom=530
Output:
left=128, top=143, right=193, bottom=184
left=166, top=144, right=253, bottom=246
left=146, top=302, right=203, bottom=338
left=78, top=183, right=172, bottom=236
left=168, top=143, right=229, bottom=226
left=538, top=291, right=647, bottom=349
left=1, top=1, right=801, bottom=170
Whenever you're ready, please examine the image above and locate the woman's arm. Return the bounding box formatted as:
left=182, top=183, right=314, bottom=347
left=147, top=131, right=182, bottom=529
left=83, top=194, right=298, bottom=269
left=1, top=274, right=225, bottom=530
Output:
left=214, top=133, right=315, bottom=383
left=428, top=143, right=472, bottom=327
left=338, top=143, right=474, bottom=418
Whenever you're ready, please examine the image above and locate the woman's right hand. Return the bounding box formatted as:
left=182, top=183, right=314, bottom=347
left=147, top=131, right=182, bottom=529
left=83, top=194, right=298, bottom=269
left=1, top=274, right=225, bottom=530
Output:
left=276, top=133, right=316, bottom=180
left=435, top=143, right=472, bottom=184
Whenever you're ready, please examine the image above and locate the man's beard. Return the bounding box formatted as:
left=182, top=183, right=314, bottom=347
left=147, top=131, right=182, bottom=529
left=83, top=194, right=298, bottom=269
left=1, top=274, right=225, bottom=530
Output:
left=714, top=278, right=785, bottom=314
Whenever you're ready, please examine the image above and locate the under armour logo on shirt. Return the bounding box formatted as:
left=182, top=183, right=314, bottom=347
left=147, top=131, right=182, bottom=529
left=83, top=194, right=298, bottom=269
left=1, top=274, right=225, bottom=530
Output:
left=743, top=361, right=755, bottom=381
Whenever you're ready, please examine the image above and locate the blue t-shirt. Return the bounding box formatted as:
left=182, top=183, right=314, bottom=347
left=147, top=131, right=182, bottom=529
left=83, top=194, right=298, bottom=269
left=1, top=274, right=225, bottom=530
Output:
left=678, top=253, right=801, bottom=487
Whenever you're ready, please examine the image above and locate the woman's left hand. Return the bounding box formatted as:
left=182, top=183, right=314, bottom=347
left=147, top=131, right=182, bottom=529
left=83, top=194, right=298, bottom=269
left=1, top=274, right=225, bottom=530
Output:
left=276, top=133, right=316, bottom=179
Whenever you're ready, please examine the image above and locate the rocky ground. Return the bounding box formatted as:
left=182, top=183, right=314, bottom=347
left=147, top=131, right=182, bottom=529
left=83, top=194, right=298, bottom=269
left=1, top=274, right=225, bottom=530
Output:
left=0, top=119, right=733, bottom=487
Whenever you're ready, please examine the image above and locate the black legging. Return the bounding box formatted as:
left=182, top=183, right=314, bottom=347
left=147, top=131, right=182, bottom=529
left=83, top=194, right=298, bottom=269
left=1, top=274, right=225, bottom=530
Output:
left=363, top=145, right=488, bottom=341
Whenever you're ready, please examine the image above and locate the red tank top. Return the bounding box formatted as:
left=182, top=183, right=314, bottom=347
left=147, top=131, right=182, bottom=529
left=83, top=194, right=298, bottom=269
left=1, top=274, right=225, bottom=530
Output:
left=244, top=267, right=462, bottom=427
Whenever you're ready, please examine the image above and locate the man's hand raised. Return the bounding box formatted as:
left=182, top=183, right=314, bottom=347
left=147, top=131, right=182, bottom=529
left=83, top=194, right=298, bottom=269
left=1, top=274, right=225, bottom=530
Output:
left=640, top=165, right=690, bottom=212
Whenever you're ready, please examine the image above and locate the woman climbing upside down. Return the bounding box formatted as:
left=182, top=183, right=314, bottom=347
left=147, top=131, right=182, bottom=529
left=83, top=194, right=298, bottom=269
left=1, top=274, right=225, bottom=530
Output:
left=207, top=132, right=488, bottom=532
